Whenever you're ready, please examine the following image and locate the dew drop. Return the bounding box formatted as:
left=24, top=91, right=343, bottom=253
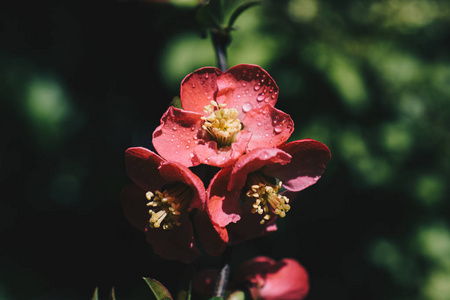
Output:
left=242, top=102, right=252, bottom=112
left=205, top=73, right=209, bottom=79
left=186, top=145, right=190, bottom=149
left=242, top=82, right=247, bottom=87
left=257, top=122, right=262, bottom=126
left=257, top=93, right=265, bottom=102
left=191, top=125, right=196, bottom=131
left=187, top=139, right=191, bottom=143
left=274, top=124, right=284, bottom=134
left=254, top=84, right=261, bottom=91
left=172, top=126, right=178, bottom=131
left=192, top=84, right=196, bottom=89
left=170, top=138, right=174, bottom=142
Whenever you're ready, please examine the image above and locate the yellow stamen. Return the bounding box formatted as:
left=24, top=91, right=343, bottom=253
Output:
left=245, top=172, right=291, bottom=224
left=201, top=100, right=242, bottom=148
left=146, top=183, right=193, bottom=230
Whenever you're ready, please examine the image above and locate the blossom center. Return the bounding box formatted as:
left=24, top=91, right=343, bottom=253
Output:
left=201, top=100, right=242, bottom=148
left=245, top=172, right=291, bottom=224
left=146, top=183, right=193, bottom=230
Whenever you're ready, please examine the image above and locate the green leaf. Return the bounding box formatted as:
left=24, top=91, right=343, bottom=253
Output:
left=186, top=281, right=192, bottom=300
left=92, top=287, right=99, bottom=300
left=226, top=291, right=245, bottom=300
left=143, top=277, right=174, bottom=300
left=196, top=3, right=222, bottom=29
left=209, top=297, right=224, bottom=300
left=227, top=1, right=260, bottom=29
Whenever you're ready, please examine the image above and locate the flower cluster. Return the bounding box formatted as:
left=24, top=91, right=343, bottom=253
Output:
left=121, top=64, right=331, bottom=263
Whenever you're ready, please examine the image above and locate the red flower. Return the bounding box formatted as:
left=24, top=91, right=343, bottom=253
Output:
left=120, top=147, right=225, bottom=263
left=236, top=256, right=309, bottom=300
left=207, top=139, right=331, bottom=244
left=152, top=64, right=294, bottom=168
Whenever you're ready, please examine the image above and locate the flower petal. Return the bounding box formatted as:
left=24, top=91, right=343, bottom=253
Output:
left=237, top=257, right=309, bottom=300
left=152, top=106, right=205, bottom=167
left=207, top=167, right=242, bottom=228
left=263, top=139, right=331, bottom=192
left=193, top=130, right=252, bottom=167
left=120, top=184, right=149, bottom=232
left=225, top=199, right=278, bottom=245
left=227, top=147, right=292, bottom=192
left=193, top=210, right=228, bottom=256
left=243, top=104, right=294, bottom=151
left=180, top=67, right=221, bottom=114
left=216, top=64, right=279, bottom=121
left=158, top=161, right=206, bottom=210
left=145, top=214, right=200, bottom=263
left=125, top=147, right=165, bottom=191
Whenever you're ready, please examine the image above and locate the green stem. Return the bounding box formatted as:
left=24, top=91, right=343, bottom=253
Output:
left=212, top=29, right=230, bottom=72
left=213, top=246, right=232, bottom=298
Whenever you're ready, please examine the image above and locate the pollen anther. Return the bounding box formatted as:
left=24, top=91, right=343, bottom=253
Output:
left=201, top=101, right=242, bottom=148
left=145, top=183, right=192, bottom=230
left=245, top=172, right=291, bottom=224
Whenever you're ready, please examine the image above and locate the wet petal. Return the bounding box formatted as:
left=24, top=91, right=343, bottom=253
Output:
left=243, top=104, right=294, bottom=151
left=207, top=167, right=242, bottom=228
left=194, top=130, right=252, bottom=167
left=158, top=161, right=206, bottom=210
left=125, top=147, right=165, bottom=191
left=120, top=184, right=149, bottom=231
left=227, top=147, right=291, bottom=191
left=152, top=106, right=206, bottom=167
left=145, top=214, right=200, bottom=263
left=216, top=64, right=279, bottom=121
left=264, top=139, right=331, bottom=191
left=180, top=67, right=221, bottom=114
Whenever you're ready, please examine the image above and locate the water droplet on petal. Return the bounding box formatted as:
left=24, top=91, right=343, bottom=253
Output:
left=242, top=102, right=252, bottom=112
left=186, top=145, right=190, bottom=149
left=205, top=73, right=209, bottom=79
left=257, top=93, right=265, bottom=102
left=274, top=124, right=284, bottom=134
left=242, top=82, right=247, bottom=87
left=191, top=125, right=196, bottom=131
left=254, top=84, right=261, bottom=91
left=172, top=126, right=178, bottom=131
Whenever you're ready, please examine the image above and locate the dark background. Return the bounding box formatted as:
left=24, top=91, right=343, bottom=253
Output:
left=1, top=0, right=450, bottom=299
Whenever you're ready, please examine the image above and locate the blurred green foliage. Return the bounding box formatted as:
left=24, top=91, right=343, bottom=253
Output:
left=1, top=0, right=449, bottom=299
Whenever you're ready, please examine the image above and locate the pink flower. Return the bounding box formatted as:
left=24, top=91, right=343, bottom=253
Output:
left=152, top=64, right=294, bottom=168
left=236, top=256, right=309, bottom=300
left=120, top=147, right=225, bottom=263
left=207, top=139, right=331, bottom=244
